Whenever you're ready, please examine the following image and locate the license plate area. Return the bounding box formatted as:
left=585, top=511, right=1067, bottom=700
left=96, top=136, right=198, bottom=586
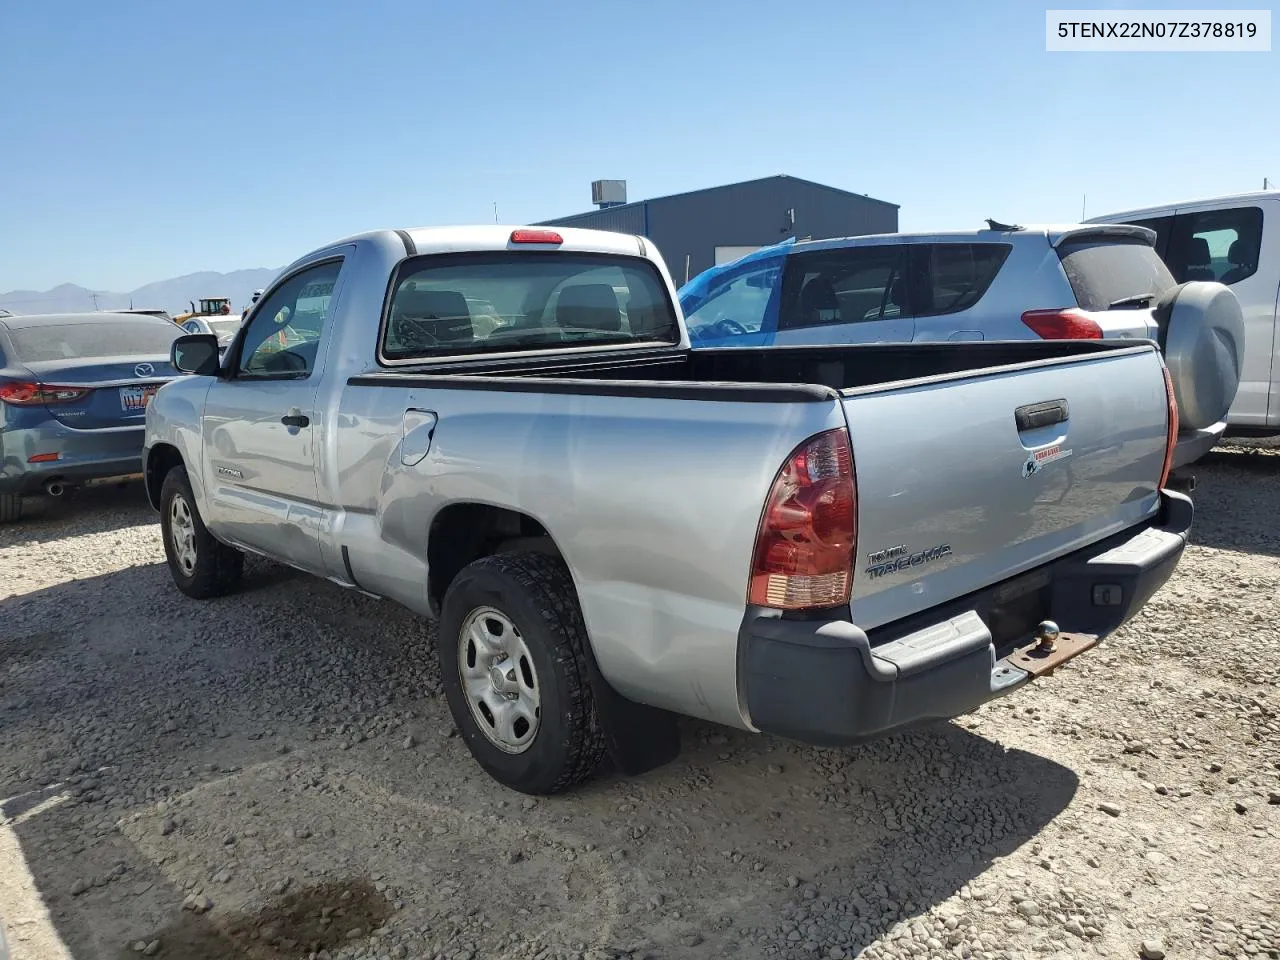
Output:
left=119, top=384, right=160, bottom=412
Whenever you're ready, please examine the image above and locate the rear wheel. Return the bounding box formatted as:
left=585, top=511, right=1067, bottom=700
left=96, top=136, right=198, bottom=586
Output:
left=438, top=552, right=606, bottom=795
left=159, top=466, right=243, bottom=599
left=0, top=493, right=23, bottom=524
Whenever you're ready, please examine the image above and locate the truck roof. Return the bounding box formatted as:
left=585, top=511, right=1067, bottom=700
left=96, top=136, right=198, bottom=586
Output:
left=1085, top=189, right=1280, bottom=223
left=316, top=224, right=651, bottom=261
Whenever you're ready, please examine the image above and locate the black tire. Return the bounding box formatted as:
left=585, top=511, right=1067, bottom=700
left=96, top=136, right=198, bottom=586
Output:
left=159, top=466, right=243, bottom=599
left=439, top=552, right=606, bottom=795
left=0, top=493, right=23, bottom=524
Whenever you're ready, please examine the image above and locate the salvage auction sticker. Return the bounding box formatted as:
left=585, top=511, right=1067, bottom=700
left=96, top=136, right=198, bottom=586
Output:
left=119, top=384, right=160, bottom=412
left=1023, top=444, right=1073, bottom=478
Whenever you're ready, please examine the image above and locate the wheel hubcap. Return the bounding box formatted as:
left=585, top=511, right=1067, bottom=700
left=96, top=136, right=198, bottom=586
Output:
left=169, top=494, right=197, bottom=576
left=458, top=607, right=540, bottom=754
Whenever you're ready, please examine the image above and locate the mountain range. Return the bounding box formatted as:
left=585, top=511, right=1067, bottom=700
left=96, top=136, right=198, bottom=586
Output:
left=0, top=268, right=284, bottom=318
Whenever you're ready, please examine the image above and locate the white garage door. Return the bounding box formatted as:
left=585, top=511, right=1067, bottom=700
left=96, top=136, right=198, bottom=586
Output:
left=714, top=245, right=762, bottom=265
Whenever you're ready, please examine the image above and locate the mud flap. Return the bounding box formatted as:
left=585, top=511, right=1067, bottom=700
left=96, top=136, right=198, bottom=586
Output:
left=581, top=655, right=682, bottom=777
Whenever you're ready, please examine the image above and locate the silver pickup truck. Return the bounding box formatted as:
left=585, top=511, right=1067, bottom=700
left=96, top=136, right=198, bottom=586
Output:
left=144, top=225, right=1199, bottom=795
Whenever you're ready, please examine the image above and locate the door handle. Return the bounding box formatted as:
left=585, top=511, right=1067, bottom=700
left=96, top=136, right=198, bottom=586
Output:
left=1015, top=399, right=1069, bottom=431
left=281, top=412, right=310, bottom=428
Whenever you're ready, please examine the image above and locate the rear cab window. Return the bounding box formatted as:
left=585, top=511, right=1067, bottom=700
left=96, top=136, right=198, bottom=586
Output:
left=1056, top=234, right=1177, bottom=311
left=381, top=253, right=680, bottom=361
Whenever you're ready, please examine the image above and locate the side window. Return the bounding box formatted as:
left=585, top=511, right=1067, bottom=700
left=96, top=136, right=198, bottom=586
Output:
left=778, top=246, right=906, bottom=330
left=1166, top=206, right=1263, bottom=285
left=910, top=243, right=1011, bottom=317
left=237, top=261, right=342, bottom=379
left=681, top=260, right=781, bottom=338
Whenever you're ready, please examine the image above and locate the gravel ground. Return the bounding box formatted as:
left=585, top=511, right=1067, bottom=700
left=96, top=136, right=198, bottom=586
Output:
left=1, top=446, right=1278, bottom=960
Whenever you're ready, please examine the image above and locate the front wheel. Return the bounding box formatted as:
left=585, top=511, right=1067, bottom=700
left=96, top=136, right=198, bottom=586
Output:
left=438, top=552, right=606, bottom=795
left=159, top=466, right=243, bottom=599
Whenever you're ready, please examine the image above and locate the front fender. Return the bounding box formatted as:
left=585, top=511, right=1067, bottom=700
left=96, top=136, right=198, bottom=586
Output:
left=144, top=376, right=214, bottom=512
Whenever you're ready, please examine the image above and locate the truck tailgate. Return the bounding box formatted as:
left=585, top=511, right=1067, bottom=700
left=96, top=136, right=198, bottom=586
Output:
left=843, top=344, right=1170, bottom=630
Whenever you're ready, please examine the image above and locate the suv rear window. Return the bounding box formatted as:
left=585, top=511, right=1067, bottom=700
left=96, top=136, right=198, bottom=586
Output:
left=1056, top=235, right=1177, bottom=311
left=382, top=253, right=680, bottom=361
left=5, top=319, right=180, bottom=362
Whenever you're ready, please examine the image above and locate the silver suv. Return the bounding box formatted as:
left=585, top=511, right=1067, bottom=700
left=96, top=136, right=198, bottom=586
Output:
left=679, top=221, right=1244, bottom=468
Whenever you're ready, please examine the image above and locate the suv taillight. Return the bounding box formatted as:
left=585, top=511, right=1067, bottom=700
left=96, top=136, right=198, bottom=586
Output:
left=1021, top=308, right=1103, bottom=340
left=0, top=382, right=91, bottom=405
left=1159, top=364, right=1179, bottom=489
left=748, top=428, right=857, bottom=611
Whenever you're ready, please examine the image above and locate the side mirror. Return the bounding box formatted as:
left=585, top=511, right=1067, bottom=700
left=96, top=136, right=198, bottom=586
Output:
left=172, top=334, right=221, bottom=376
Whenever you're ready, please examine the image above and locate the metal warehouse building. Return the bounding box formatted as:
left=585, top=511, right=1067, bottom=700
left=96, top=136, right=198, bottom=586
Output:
left=537, top=175, right=899, bottom=285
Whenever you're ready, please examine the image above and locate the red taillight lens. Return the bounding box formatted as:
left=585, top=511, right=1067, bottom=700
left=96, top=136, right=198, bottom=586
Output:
left=1159, top=364, right=1179, bottom=489
left=0, top=382, right=92, bottom=405
left=748, top=428, right=857, bottom=611
left=1021, top=308, right=1104, bottom=340
left=509, top=228, right=563, bottom=245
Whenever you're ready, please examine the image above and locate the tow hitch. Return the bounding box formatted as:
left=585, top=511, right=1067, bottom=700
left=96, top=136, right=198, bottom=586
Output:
left=1006, top=621, right=1099, bottom=677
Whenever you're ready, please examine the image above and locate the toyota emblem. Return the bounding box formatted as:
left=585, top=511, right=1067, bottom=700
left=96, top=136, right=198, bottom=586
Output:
left=134, top=362, right=155, bottom=378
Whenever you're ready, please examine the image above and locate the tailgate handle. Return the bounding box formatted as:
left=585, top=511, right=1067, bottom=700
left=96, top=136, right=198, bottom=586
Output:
left=1015, top=399, right=1069, bottom=432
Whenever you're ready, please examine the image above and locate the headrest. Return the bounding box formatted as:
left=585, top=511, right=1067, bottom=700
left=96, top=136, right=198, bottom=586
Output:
left=556, top=284, right=622, bottom=331
left=800, top=275, right=838, bottom=311
left=393, top=288, right=473, bottom=343
left=1186, top=237, right=1212, bottom=266
left=1227, top=238, right=1253, bottom=266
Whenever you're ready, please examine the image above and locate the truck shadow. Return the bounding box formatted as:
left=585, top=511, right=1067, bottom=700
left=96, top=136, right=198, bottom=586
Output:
left=2, top=558, right=1079, bottom=960
left=1186, top=447, right=1280, bottom=557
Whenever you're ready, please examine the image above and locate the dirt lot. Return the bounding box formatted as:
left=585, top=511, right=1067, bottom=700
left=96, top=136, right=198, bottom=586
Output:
left=2, top=446, right=1278, bottom=960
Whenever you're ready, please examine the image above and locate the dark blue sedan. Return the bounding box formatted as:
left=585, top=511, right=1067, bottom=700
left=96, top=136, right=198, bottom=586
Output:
left=0, top=312, right=183, bottom=522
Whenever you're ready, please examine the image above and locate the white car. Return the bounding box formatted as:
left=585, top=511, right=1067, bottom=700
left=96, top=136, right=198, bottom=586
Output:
left=1088, top=190, right=1279, bottom=439
left=180, top=314, right=243, bottom=355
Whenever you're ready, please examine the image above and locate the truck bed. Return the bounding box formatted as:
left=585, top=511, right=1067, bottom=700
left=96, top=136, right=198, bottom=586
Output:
left=346, top=336, right=1171, bottom=635
left=350, top=339, right=1137, bottom=398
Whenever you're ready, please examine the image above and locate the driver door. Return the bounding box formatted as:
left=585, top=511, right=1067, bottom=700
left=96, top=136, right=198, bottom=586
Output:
left=199, top=256, right=347, bottom=574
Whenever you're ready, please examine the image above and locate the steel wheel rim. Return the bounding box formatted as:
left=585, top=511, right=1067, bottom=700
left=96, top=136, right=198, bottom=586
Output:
left=169, top=493, right=198, bottom=576
left=458, top=606, right=541, bottom=754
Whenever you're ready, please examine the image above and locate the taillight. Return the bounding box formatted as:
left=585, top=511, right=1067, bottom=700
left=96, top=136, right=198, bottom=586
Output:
left=0, top=382, right=92, bottom=405
left=748, top=428, right=857, bottom=611
left=509, top=228, right=563, bottom=245
left=1159, top=363, right=1179, bottom=489
left=1021, top=308, right=1103, bottom=340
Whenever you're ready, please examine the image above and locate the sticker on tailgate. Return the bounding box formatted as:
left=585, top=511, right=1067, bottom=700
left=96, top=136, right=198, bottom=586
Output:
left=119, top=384, right=160, bottom=412
left=1022, top=444, right=1073, bottom=478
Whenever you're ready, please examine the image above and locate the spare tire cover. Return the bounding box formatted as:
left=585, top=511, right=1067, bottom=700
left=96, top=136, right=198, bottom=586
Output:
left=1155, top=281, right=1245, bottom=431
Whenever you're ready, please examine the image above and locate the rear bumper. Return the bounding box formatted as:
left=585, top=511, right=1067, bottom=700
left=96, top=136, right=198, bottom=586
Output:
left=740, top=490, right=1192, bottom=746
left=1171, top=421, right=1226, bottom=469
left=0, top=423, right=145, bottom=495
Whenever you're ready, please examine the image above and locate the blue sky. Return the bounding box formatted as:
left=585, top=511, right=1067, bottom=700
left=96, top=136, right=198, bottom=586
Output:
left=1, top=0, right=1275, bottom=291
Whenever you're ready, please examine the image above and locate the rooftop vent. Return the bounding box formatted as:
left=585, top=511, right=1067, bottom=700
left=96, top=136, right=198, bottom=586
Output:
left=592, top=179, right=627, bottom=209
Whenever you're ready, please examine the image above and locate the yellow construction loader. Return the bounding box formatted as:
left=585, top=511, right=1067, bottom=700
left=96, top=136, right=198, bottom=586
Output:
left=172, top=297, right=233, bottom=325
